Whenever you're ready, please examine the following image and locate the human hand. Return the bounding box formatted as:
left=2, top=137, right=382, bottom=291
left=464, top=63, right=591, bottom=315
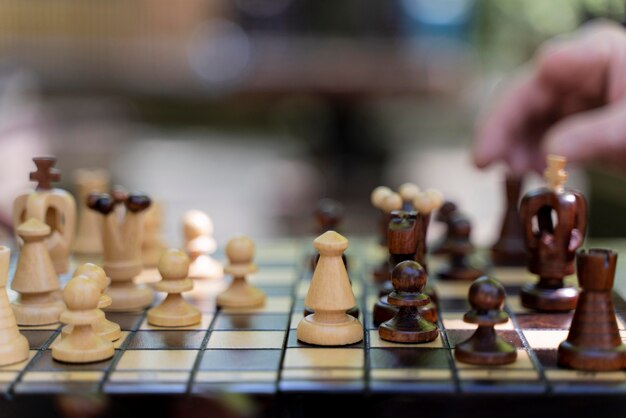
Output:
left=474, top=20, right=626, bottom=174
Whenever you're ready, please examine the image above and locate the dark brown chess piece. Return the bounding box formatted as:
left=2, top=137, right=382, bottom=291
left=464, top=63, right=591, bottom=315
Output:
left=373, top=211, right=437, bottom=325
left=491, top=175, right=527, bottom=266
left=436, top=214, right=484, bottom=281
left=558, top=249, right=626, bottom=371
left=310, top=198, right=346, bottom=271
left=454, top=277, right=517, bottom=365
left=520, top=155, right=587, bottom=312
left=431, top=201, right=458, bottom=255
left=370, top=187, right=402, bottom=283
left=379, top=260, right=439, bottom=343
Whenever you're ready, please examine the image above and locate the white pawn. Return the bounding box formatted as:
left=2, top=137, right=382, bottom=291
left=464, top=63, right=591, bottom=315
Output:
left=52, top=275, right=114, bottom=363
left=183, top=210, right=222, bottom=280
left=62, top=263, right=121, bottom=341
left=297, top=231, right=363, bottom=346
left=217, top=236, right=265, bottom=308
left=148, top=249, right=201, bottom=327
left=0, top=246, right=29, bottom=366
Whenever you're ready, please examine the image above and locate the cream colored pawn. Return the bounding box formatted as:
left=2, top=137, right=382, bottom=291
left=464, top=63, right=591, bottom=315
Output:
left=183, top=210, right=222, bottom=280
left=62, top=263, right=121, bottom=341
left=217, top=236, right=265, bottom=309
left=147, top=249, right=201, bottom=327
left=11, top=219, right=65, bottom=325
left=297, top=231, right=363, bottom=346
left=0, top=246, right=29, bottom=366
left=52, top=275, right=114, bottom=363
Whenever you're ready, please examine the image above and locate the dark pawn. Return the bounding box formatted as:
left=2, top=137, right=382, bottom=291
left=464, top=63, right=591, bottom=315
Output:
left=431, top=201, right=458, bottom=255
left=558, top=249, right=626, bottom=371
left=379, top=261, right=438, bottom=343
left=454, top=277, right=517, bottom=365
left=491, top=175, right=527, bottom=266
left=437, top=215, right=484, bottom=281
left=310, top=199, right=347, bottom=271
left=373, top=291, right=437, bottom=326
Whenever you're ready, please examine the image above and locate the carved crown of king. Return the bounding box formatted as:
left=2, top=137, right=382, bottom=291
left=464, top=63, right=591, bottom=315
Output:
left=13, top=157, right=77, bottom=275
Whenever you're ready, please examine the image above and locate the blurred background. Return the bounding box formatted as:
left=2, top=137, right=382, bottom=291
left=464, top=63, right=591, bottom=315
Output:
left=1, top=0, right=625, bottom=247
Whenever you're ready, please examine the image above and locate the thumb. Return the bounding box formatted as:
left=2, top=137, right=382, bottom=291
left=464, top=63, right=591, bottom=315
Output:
left=544, top=102, right=626, bottom=165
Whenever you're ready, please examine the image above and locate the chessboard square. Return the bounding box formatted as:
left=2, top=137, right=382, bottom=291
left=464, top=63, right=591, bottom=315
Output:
left=30, top=350, right=113, bottom=371
left=221, top=297, right=291, bottom=314
left=441, top=313, right=514, bottom=330
left=0, top=372, right=18, bottom=383
left=455, top=350, right=533, bottom=369
left=0, top=350, right=36, bottom=371
left=523, top=330, right=569, bottom=349
left=290, top=313, right=303, bottom=329
left=139, top=314, right=212, bottom=331
left=195, top=370, right=277, bottom=383
left=369, top=348, right=449, bottom=369
left=109, top=371, right=190, bottom=383
left=515, top=313, right=572, bottom=330
left=21, top=330, right=56, bottom=349
left=491, top=267, right=535, bottom=286
left=546, top=369, right=626, bottom=382
left=116, top=350, right=199, bottom=371
left=288, top=332, right=364, bottom=348
left=199, top=349, right=281, bottom=371
left=431, top=282, right=470, bottom=299
left=282, top=369, right=363, bottom=380
left=212, top=313, right=289, bottom=331
left=368, top=330, right=444, bottom=349
left=127, top=330, right=206, bottom=349
left=283, top=348, right=364, bottom=369
left=21, top=371, right=104, bottom=383
left=207, top=331, right=285, bottom=349
left=458, top=369, right=539, bottom=381
left=447, top=330, right=524, bottom=349
left=371, top=368, right=452, bottom=381
left=104, top=312, right=145, bottom=331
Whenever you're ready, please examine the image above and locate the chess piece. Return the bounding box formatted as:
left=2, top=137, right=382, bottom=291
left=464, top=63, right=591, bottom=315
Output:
left=454, top=277, right=517, bottom=365
left=183, top=210, right=222, bottom=280
left=379, top=260, right=439, bottom=343
left=520, top=155, right=587, bottom=312
left=88, top=190, right=154, bottom=311
left=217, top=236, right=266, bottom=308
left=72, top=169, right=109, bottom=255
left=62, top=263, right=121, bottom=342
left=413, top=189, right=445, bottom=271
left=558, top=249, right=626, bottom=371
left=11, top=218, right=65, bottom=325
left=436, top=214, right=484, bottom=281
left=148, top=249, right=201, bottom=327
left=398, top=182, right=420, bottom=211
left=297, top=231, right=363, bottom=346
left=491, top=175, right=527, bottom=266
left=0, top=246, right=29, bottom=366
left=13, top=157, right=77, bottom=274
left=373, top=210, right=437, bottom=325
left=310, top=198, right=346, bottom=271
left=142, top=203, right=167, bottom=268
left=431, top=201, right=458, bottom=255
left=371, top=187, right=402, bottom=283
left=52, top=275, right=114, bottom=363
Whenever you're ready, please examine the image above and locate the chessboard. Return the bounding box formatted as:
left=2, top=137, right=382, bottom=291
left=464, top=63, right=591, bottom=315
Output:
left=3, top=238, right=626, bottom=418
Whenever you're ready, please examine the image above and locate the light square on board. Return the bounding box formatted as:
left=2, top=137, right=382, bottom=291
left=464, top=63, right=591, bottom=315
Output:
left=283, top=348, right=364, bottom=369
left=281, top=369, right=363, bottom=380
left=116, top=350, right=199, bottom=371
left=221, top=296, right=291, bottom=314
left=139, top=314, right=213, bottom=331
left=127, top=330, right=206, bottom=350
left=206, top=331, right=285, bottom=349
left=21, top=371, right=104, bottom=383
left=109, top=371, right=190, bottom=383
left=371, top=368, right=452, bottom=381
left=195, top=370, right=277, bottom=383
left=199, top=349, right=282, bottom=371
left=441, top=312, right=514, bottom=331
left=523, top=330, right=569, bottom=350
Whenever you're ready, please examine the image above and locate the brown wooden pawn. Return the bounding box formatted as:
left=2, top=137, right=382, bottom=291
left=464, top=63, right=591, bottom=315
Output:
left=379, top=260, right=438, bottom=343
left=148, top=249, right=201, bottom=327
left=217, top=236, right=266, bottom=309
left=431, top=201, right=458, bottom=255
left=52, top=275, right=114, bottom=364
left=436, top=214, right=484, bottom=281
left=558, top=249, right=626, bottom=371
left=491, top=175, right=527, bottom=266
left=0, top=246, right=29, bottom=366
left=62, top=263, right=121, bottom=342
left=454, top=277, right=517, bottom=365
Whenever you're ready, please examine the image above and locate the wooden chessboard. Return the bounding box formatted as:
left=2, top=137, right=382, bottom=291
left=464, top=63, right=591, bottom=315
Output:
left=3, top=238, right=626, bottom=417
